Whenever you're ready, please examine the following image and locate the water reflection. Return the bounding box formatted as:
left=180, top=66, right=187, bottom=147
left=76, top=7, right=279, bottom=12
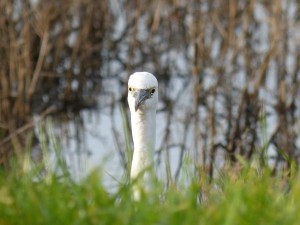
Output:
left=1, top=0, right=300, bottom=185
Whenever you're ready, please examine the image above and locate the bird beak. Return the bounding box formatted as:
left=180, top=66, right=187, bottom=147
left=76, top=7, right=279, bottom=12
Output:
left=135, top=89, right=149, bottom=112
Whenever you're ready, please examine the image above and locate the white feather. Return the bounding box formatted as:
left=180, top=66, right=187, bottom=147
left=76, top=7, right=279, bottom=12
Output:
left=128, top=72, right=158, bottom=200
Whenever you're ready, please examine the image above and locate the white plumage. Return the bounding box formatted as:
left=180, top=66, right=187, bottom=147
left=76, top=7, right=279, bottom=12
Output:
left=128, top=72, right=158, bottom=200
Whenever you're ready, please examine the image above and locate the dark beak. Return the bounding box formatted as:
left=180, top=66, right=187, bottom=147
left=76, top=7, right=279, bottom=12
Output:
left=135, top=89, right=149, bottom=111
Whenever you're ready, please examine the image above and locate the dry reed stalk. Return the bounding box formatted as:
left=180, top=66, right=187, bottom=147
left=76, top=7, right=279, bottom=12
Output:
left=0, top=0, right=299, bottom=174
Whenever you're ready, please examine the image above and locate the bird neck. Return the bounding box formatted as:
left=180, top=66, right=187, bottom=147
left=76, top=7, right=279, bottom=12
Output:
left=130, top=109, right=156, bottom=179
left=131, top=110, right=156, bottom=153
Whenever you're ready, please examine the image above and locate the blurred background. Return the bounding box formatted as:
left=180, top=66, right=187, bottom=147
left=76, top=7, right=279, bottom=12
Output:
left=0, top=0, right=300, bottom=189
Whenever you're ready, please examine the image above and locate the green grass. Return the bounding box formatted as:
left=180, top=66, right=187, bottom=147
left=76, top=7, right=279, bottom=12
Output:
left=0, top=161, right=299, bottom=225
left=1, top=120, right=299, bottom=224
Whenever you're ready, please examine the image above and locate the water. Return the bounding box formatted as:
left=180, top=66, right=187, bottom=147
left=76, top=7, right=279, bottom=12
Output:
left=5, top=0, right=299, bottom=189
left=46, top=71, right=286, bottom=191
left=51, top=78, right=191, bottom=190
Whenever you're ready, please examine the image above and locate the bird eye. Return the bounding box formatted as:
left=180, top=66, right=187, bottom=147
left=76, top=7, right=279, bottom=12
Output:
left=151, top=88, right=155, bottom=94
left=129, top=87, right=132, bottom=92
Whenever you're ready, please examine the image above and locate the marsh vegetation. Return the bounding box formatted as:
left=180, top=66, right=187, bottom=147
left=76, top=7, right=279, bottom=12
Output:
left=0, top=2, right=300, bottom=221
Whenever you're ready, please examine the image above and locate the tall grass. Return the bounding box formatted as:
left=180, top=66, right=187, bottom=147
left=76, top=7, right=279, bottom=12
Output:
left=0, top=1, right=300, bottom=222
left=0, top=163, right=299, bottom=224
left=0, top=135, right=299, bottom=225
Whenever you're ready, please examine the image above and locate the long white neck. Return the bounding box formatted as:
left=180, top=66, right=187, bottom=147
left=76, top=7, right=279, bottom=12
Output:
left=130, top=109, right=156, bottom=179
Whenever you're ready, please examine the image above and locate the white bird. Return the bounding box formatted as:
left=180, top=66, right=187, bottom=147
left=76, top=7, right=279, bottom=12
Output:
left=127, top=72, right=158, bottom=200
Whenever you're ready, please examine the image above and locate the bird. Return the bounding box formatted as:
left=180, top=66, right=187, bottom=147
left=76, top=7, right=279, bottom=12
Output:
left=127, top=72, right=158, bottom=200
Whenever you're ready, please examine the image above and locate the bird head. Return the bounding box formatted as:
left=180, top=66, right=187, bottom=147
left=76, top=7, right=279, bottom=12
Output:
left=128, top=72, right=158, bottom=113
